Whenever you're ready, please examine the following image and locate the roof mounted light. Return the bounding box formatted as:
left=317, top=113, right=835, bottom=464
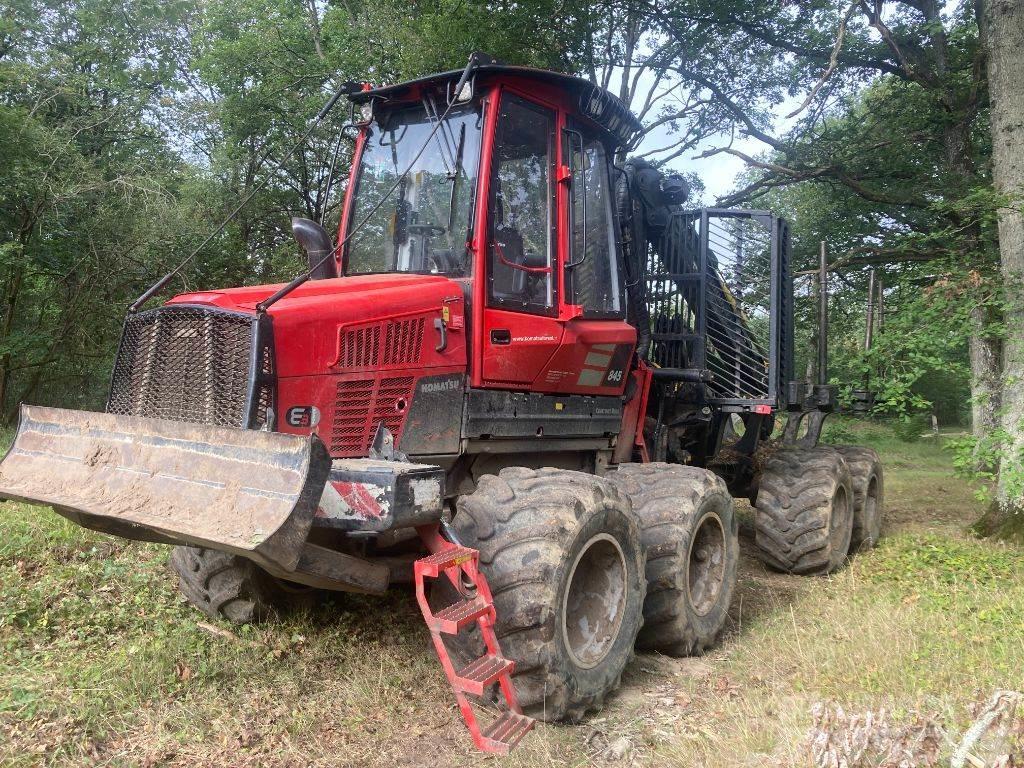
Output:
left=453, top=78, right=474, bottom=103
left=447, top=51, right=494, bottom=106
left=579, top=86, right=642, bottom=147
left=354, top=98, right=376, bottom=126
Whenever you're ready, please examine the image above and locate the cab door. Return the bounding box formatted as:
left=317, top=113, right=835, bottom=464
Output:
left=479, top=91, right=563, bottom=386
left=538, top=125, right=636, bottom=396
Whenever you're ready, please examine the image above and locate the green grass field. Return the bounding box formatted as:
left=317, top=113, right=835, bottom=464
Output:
left=2, top=422, right=1022, bottom=766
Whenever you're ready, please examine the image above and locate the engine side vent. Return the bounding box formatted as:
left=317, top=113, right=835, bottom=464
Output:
left=338, top=325, right=381, bottom=369
left=383, top=318, right=425, bottom=366
left=336, top=317, right=426, bottom=370
left=330, top=375, right=415, bottom=456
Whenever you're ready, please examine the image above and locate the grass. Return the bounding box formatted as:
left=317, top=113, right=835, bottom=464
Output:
left=1, top=421, right=1022, bottom=766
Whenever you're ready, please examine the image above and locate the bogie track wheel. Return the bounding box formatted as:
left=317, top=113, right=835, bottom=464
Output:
left=831, top=445, right=884, bottom=550
left=170, top=546, right=313, bottom=624
left=605, top=463, right=738, bottom=656
left=753, top=448, right=854, bottom=575
left=431, top=467, right=646, bottom=722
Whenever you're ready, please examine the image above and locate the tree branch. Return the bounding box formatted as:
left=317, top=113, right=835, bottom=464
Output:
left=856, top=0, right=937, bottom=86
left=785, top=1, right=859, bottom=119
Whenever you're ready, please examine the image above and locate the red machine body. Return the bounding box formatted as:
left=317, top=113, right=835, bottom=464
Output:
left=169, top=69, right=642, bottom=464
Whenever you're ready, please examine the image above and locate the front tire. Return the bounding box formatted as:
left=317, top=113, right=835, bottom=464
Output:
left=605, top=463, right=738, bottom=656
left=434, top=467, right=646, bottom=722
left=753, top=448, right=854, bottom=574
left=170, top=546, right=308, bottom=624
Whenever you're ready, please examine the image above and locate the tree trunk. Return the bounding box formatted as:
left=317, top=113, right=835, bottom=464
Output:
left=0, top=232, right=29, bottom=424
left=976, top=0, right=1024, bottom=539
left=969, top=301, right=1001, bottom=439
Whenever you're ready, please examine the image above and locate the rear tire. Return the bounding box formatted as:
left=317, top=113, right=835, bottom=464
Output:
left=433, top=467, right=646, bottom=722
left=170, top=546, right=307, bottom=624
left=832, top=445, right=884, bottom=550
left=605, top=463, right=738, bottom=656
left=753, top=448, right=854, bottom=575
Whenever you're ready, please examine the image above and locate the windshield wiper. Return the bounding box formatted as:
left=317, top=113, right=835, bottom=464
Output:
left=447, top=123, right=467, bottom=233
left=422, top=95, right=455, bottom=177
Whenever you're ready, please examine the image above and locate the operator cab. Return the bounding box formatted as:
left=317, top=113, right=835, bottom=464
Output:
left=340, top=63, right=643, bottom=395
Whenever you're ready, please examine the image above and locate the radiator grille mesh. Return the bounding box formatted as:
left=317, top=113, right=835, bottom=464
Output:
left=107, top=305, right=267, bottom=428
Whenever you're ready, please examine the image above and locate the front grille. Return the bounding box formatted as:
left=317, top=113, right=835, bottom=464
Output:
left=107, top=305, right=274, bottom=429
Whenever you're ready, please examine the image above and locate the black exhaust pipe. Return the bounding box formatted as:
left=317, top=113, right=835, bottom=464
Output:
left=292, top=217, right=339, bottom=280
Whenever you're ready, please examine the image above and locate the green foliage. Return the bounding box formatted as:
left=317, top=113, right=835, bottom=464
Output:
left=819, top=416, right=858, bottom=444
left=0, top=0, right=206, bottom=419
left=759, top=152, right=997, bottom=425
left=864, top=533, right=1021, bottom=617
left=0, top=0, right=566, bottom=422
left=891, top=414, right=929, bottom=443
left=949, top=426, right=1024, bottom=508
left=717, top=1, right=996, bottom=432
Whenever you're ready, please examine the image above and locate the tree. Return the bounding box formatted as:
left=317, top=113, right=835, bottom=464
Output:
left=628, top=0, right=1002, bottom=436
left=0, top=0, right=575, bottom=419
left=0, top=0, right=198, bottom=421
left=975, top=0, right=1024, bottom=536
left=754, top=171, right=980, bottom=423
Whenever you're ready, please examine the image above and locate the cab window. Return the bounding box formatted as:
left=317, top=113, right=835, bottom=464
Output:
left=487, top=94, right=557, bottom=313
left=565, top=128, right=622, bottom=315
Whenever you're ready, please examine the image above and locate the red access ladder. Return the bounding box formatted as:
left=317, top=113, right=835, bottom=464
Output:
left=414, top=527, right=535, bottom=753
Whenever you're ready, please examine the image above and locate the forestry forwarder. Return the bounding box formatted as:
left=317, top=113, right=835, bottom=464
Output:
left=0, top=54, right=884, bottom=753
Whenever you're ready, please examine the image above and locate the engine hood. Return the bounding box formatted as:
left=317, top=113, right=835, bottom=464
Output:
left=167, top=273, right=467, bottom=378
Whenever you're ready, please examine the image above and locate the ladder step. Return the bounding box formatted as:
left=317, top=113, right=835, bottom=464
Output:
left=455, top=654, right=514, bottom=696
left=413, top=529, right=532, bottom=754
left=481, top=711, right=535, bottom=753
left=431, top=596, right=491, bottom=634
left=415, top=546, right=478, bottom=578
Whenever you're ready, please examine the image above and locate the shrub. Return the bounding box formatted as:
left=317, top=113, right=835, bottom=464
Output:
left=893, top=414, right=930, bottom=443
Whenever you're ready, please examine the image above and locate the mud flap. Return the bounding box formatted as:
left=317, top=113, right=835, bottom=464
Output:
left=0, top=405, right=331, bottom=573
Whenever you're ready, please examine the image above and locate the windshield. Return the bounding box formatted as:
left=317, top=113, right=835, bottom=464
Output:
left=345, top=103, right=482, bottom=276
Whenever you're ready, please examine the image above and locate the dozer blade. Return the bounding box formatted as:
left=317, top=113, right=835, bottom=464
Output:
left=0, top=405, right=331, bottom=573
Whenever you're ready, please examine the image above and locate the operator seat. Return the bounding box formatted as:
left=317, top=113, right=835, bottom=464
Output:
left=490, top=176, right=548, bottom=305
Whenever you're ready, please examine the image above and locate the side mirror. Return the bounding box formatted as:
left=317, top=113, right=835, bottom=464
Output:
left=291, top=218, right=338, bottom=280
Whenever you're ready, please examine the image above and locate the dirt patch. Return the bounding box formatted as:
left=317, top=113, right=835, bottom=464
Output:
left=13, top=558, right=43, bottom=579
left=84, top=444, right=119, bottom=469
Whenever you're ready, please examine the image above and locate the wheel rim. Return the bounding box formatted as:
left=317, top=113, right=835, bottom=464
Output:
left=687, top=512, right=727, bottom=616
left=561, top=533, right=628, bottom=670
left=828, top=485, right=852, bottom=552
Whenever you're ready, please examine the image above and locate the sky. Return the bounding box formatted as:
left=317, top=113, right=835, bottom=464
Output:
left=621, top=68, right=771, bottom=204
left=625, top=70, right=802, bottom=204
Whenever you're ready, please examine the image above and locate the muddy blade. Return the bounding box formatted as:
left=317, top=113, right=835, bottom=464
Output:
left=0, top=405, right=330, bottom=572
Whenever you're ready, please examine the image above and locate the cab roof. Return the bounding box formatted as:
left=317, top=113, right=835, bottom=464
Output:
left=348, top=62, right=644, bottom=149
